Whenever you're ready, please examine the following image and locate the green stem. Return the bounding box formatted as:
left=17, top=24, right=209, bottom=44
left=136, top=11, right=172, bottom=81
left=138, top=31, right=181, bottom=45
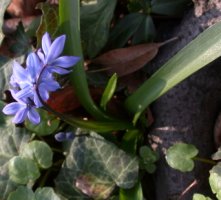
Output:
left=193, top=157, right=216, bottom=165
left=59, top=0, right=113, bottom=121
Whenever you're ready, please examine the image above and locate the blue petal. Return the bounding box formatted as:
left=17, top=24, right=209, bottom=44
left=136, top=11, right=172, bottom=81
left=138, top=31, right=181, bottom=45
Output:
left=13, top=61, right=28, bottom=82
left=65, top=132, right=75, bottom=140
left=26, top=52, right=42, bottom=79
left=41, top=80, right=60, bottom=91
left=2, top=102, right=22, bottom=115
left=16, top=86, right=33, bottom=99
left=42, top=32, right=51, bottom=55
left=38, top=85, right=50, bottom=101
left=27, top=107, right=40, bottom=124
left=48, top=67, right=71, bottom=75
left=12, top=107, right=28, bottom=124
left=37, top=50, right=45, bottom=63
left=51, top=56, right=80, bottom=68
left=33, top=93, right=43, bottom=108
left=46, top=35, right=66, bottom=64
left=54, top=132, right=66, bottom=142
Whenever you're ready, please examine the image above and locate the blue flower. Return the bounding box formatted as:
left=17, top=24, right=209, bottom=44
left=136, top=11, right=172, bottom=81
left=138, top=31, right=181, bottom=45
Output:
left=11, top=53, right=60, bottom=107
left=2, top=90, right=40, bottom=124
left=54, top=132, right=75, bottom=142
left=37, top=32, right=80, bottom=74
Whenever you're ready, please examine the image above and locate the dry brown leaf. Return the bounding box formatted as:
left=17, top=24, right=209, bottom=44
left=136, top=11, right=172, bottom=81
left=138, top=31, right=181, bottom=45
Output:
left=92, top=38, right=177, bottom=77
left=7, top=0, right=44, bottom=17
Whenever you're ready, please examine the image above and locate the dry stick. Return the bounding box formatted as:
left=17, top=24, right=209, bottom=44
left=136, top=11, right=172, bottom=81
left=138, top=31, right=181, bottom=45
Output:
left=178, top=179, right=198, bottom=200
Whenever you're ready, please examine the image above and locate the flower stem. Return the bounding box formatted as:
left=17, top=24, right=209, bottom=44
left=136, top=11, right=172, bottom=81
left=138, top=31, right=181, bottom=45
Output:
left=193, top=157, right=216, bottom=165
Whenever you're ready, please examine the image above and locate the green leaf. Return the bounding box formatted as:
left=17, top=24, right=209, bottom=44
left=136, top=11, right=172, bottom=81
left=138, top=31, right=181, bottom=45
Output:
left=35, top=187, right=61, bottom=200
left=7, top=186, right=35, bottom=200
left=81, top=0, right=117, bottom=58
left=211, top=147, right=221, bottom=161
left=36, top=2, right=59, bottom=47
left=55, top=130, right=139, bottom=199
left=20, top=141, right=53, bottom=169
left=125, top=21, right=221, bottom=122
left=107, top=13, right=145, bottom=49
left=166, top=143, right=198, bottom=172
left=121, top=129, right=141, bottom=154
left=59, top=0, right=113, bottom=120
left=127, top=0, right=143, bottom=12
left=119, top=182, right=143, bottom=200
left=192, top=193, right=212, bottom=200
left=209, top=162, right=221, bottom=199
left=0, top=0, right=11, bottom=45
left=25, top=109, right=59, bottom=136
left=132, top=15, right=156, bottom=44
left=151, top=0, right=190, bottom=16
left=139, top=146, right=159, bottom=173
left=8, top=156, right=40, bottom=185
left=100, top=73, right=117, bottom=110
left=0, top=101, right=32, bottom=199
left=0, top=57, right=24, bottom=99
left=9, top=23, right=31, bottom=56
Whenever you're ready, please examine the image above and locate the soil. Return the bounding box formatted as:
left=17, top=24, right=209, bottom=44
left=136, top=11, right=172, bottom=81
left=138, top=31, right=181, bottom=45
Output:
left=148, top=1, right=221, bottom=199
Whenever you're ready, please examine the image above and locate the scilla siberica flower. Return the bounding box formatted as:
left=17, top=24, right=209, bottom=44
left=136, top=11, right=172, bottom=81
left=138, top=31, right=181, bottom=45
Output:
left=2, top=32, right=80, bottom=124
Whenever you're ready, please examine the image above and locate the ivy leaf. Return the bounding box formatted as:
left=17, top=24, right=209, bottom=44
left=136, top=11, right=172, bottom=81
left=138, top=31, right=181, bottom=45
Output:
left=0, top=101, right=31, bottom=199
left=36, top=2, right=59, bottom=47
left=8, top=156, right=40, bottom=185
left=132, top=15, right=156, bottom=44
left=151, top=0, right=190, bottom=16
left=7, top=186, right=35, bottom=200
left=165, top=143, right=198, bottom=172
left=55, top=130, right=139, bottom=199
left=139, top=146, right=159, bottom=173
left=209, top=162, right=221, bottom=199
left=35, top=187, right=61, bottom=200
left=25, top=109, right=60, bottom=136
left=20, top=141, right=53, bottom=169
left=7, top=186, right=62, bottom=200
left=211, top=147, right=221, bottom=161
left=81, top=0, right=117, bottom=58
left=192, top=193, right=212, bottom=200
left=0, top=0, right=11, bottom=45
left=9, top=23, right=31, bottom=56
left=0, top=57, right=24, bottom=99
left=107, top=13, right=145, bottom=49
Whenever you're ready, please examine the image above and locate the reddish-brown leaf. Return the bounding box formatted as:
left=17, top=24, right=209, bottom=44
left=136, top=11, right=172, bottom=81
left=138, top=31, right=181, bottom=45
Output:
left=92, top=38, right=177, bottom=77
left=47, top=85, right=103, bottom=113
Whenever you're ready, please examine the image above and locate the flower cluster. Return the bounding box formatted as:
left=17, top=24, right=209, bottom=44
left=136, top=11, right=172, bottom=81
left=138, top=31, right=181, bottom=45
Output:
left=2, top=33, right=80, bottom=124
left=54, top=131, right=75, bottom=142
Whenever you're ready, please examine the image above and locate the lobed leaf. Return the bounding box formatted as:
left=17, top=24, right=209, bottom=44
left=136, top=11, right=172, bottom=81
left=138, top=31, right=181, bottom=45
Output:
left=25, top=109, right=59, bottom=136
left=8, top=156, right=40, bottom=185
left=81, top=0, right=117, bottom=58
left=209, top=162, right=221, bottom=199
left=20, top=141, right=53, bottom=169
left=7, top=186, right=35, bottom=200
left=36, top=2, right=59, bottom=47
left=165, top=143, right=198, bottom=172
left=55, top=130, right=139, bottom=199
left=151, top=0, right=191, bottom=16
left=107, top=13, right=145, bottom=49
left=192, top=193, right=212, bottom=200
left=0, top=0, right=11, bottom=45
left=0, top=101, right=31, bottom=199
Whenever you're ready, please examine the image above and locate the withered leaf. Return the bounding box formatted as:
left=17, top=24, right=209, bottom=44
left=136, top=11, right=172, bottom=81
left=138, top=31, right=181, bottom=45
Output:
left=92, top=38, right=177, bottom=77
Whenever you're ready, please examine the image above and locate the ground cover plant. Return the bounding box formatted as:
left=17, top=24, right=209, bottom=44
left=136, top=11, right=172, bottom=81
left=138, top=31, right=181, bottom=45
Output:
left=1, top=0, right=221, bottom=199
